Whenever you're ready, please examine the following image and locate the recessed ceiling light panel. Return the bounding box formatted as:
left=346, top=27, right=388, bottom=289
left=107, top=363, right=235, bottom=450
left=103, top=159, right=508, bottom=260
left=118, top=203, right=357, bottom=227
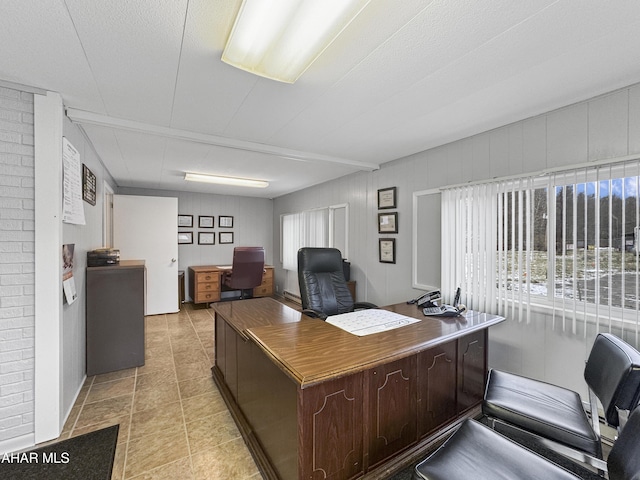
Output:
left=222, top=0, right=371, bottom=83
left=184, top=172, right=269, bottom=188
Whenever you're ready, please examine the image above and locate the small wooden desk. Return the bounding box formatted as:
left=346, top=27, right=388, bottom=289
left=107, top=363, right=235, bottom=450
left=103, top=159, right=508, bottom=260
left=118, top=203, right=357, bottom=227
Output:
left=188, top=265, right=274, bottom=303
left=212, top=298, right=504, bottom=480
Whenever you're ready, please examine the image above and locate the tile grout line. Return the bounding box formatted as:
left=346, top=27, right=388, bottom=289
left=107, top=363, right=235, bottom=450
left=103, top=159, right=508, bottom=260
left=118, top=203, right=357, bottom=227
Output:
left=120, top=313, right=164, bottom=480
left=171, top=308, right=197, bottom=478
left=67, top=375, right=96, bottom=437
left=118, top=361, right=138, bottom=480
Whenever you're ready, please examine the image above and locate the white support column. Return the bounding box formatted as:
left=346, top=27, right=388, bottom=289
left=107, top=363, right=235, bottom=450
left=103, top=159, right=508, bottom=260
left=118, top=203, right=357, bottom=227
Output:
left=34, top=91, right=64, bottom=443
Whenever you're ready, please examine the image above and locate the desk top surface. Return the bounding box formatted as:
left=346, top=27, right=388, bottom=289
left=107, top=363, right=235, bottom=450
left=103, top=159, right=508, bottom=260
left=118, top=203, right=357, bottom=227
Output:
left=213, top=297, right=504, bottom=387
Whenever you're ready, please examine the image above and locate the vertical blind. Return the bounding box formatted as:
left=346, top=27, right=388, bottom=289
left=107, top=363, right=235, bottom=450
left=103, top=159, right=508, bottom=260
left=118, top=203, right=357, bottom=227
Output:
left=441, top=158, right=640, bottom=341
left=282, top=208, right=329, bottom=271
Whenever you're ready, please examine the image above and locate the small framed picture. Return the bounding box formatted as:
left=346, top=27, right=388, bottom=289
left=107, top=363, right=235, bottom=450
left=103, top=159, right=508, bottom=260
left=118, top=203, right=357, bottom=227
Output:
left=82, top=164, right=96, bottom=206
left=219, top=216, right=234, bottom=228
left=178, top=231, right=193, bottom=244
left=219, top=232, right=234, bottom=244
left=379, top=238, right=396, bottom=264
left=378, top=212, right=398, bottom=234
left=198, top=215, right=214, bottom=228
left=378, top=187, right=397, bottom=209
left=178, top=215, right=193, bottom=228
left=198, top=232, right=215, bottom=245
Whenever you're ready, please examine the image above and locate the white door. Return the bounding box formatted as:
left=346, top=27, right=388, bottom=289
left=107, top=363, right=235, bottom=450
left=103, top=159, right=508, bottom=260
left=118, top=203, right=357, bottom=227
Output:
left=113, top=195, right=179, bottom=315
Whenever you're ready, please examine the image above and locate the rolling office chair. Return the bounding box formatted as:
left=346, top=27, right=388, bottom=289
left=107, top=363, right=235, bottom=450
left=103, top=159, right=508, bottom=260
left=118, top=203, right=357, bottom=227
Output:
left=412, top=403, right=640, bottom=480
left=297, top=247, right=377, bottom=320
left=483, top=333, right=640, bottom=470
left=221, top=246, right=265, bottom=300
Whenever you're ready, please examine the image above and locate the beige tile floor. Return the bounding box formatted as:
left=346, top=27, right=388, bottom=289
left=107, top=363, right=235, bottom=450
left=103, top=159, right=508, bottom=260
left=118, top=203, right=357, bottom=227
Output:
left=54, top=303, right=262, bottom=480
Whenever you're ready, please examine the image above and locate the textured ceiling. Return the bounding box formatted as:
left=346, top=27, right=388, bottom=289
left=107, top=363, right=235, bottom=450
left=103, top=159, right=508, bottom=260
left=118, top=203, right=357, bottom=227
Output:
left=2, top=1, right=640, bottom=197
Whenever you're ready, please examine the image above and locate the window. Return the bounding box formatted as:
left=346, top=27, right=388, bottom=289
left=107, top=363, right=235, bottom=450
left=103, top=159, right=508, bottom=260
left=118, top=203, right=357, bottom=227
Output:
left=442, top=159, right=640, bottom=334
left=281, top=208, right=329, bottom=271
left=550, top=165, right=640, bottom=311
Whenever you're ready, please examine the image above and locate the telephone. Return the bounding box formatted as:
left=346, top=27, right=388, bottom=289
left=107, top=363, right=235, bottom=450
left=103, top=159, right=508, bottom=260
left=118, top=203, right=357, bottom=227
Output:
left=423, top=287, right=466, bottom=317
left=423, top=304, right=464, bottom=317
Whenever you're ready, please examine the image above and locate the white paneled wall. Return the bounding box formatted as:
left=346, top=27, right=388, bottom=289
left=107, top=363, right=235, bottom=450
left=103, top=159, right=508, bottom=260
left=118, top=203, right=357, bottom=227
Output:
left=119, top=188, right=273, bottom=301
left=274, top=82, right=640, bottom=397
left=61, top=116, right=117, bottom=426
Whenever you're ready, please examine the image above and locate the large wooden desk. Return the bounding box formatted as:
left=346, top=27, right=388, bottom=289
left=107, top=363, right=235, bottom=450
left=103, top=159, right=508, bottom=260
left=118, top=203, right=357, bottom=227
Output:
left=212, top=298, right=504, bottom=480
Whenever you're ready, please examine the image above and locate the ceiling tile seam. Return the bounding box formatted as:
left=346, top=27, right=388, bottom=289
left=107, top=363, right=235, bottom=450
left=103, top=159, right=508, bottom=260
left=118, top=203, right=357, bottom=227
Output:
left=168, top=0, right=191, bottom=127
left=343, top=12, right=640, bottom=161
left=264, top=0, right=442, bottom=144
left=220, top=74, right=260, bottom=137
left=61, top=0, right=108, bottom=115
left=267, top=1, right=560, bottom=155
left=310, top=0, right=565, bottom=153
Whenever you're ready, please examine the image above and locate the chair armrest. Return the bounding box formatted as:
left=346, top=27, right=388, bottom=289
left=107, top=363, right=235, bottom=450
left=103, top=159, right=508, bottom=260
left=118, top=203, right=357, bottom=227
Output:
left=302, top=309, right=328, bottom=320
left=354, top=302, right=378, bottom=310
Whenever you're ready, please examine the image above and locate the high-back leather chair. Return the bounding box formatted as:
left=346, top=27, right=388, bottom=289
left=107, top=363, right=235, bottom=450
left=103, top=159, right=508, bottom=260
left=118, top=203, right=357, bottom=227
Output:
left=297, top=247, right=377, bottom=319
left=222, top=247, right=265, bottom=299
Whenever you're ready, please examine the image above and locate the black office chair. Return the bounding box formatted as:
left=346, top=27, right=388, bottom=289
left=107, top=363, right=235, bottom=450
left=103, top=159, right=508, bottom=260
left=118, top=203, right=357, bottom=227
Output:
left=413, top=404, right=640, bottom=480
left=221, top=246, right=265, bottom=299
left=483, top=333, right=640, bottom=469
left=297, top=247, right=377, bottom=319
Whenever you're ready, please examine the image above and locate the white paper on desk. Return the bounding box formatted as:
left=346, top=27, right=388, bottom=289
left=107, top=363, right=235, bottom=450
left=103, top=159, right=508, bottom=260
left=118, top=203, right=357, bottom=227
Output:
left=326, top=309, right=419, bottom=336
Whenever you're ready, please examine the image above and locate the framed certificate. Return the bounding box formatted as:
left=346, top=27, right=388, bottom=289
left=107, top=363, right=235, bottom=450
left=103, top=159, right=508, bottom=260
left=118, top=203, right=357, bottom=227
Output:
left=219, top=232, right=234, bottom=244
left=378, top=187, right=397, bottom=209
left=219, top=215, right=234, bottom=228
left=198, top=232, right=215, bottom=245
left=379, top=238, right=396, bottom=264
left=178, top=231, right=193, bottom=244
left=178, top=215, right=193, bottom=228
left=198, top=215, right=214, bottom=228
left=378, top=212, right=398, bottom=234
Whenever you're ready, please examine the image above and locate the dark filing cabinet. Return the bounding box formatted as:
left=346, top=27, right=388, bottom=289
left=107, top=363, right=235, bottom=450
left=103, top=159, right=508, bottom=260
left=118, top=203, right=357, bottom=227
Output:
left=86, top=260, right=146, bottom=376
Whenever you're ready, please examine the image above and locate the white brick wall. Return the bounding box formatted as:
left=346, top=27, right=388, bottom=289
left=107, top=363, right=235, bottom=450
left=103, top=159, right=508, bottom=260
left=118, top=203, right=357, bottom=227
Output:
left=0, top=86, right=35, bottom=442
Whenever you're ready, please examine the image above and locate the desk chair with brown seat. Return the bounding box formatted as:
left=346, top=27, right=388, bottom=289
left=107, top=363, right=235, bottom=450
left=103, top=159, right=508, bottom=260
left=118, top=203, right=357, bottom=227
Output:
left=221, top=246, right=265, bottom=300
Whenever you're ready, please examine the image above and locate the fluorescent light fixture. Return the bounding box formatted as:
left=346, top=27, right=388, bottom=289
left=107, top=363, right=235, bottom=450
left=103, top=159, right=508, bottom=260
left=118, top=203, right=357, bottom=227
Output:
left=222, top=0, right=371, bottom=83
left=184, top=173, right=269, bottom=188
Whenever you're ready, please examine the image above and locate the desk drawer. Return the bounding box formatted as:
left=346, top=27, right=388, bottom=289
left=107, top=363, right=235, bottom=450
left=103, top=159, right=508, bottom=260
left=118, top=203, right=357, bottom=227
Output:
left=253, top=285, right=272, bottom=297
left=196, top=272, right=219, bottom=283
left=195, top=290, right=219, bottom=303
left=197, top=281, right=219, bottom=293
left=254, top=269, right=274, bottom=297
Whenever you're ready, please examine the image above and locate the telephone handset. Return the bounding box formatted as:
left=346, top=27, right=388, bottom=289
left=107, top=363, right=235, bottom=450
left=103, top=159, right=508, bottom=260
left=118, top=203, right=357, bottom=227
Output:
left=408, top=289, right=441, bottom=307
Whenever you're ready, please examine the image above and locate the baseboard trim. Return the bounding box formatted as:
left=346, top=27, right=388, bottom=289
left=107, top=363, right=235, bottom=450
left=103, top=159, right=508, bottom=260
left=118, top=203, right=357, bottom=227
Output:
left=0, top=433, right=36, bottom=455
